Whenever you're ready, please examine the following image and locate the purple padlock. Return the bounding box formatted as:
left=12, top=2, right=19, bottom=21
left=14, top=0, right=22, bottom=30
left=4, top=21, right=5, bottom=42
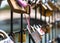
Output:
left=17, top=0, right=28, bottom=7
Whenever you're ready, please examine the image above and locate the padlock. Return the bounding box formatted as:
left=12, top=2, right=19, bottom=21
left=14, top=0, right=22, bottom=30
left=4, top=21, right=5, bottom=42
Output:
left=39, top=3, right=53, bottom=16
left=7, top=0, right=30, bottom=14
left=16, top=0, right=31, bottom=13
left=27, top=25, right=41, bottom=43
left=18, top=30, right=26, bottom=42
left=18, top=33, right=20, bottom=42
left=33, top=25, right=43, bottom=39
left=23, top=30, right=26, bottom=42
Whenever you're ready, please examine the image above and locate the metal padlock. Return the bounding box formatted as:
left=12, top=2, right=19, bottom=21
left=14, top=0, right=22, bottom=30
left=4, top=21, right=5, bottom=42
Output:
left=18, top=30, right=26, bottom=42
left=31, top=26, right=42, bottom=39
left=7, top=0, right=30, bottom=14
left=39, top=3, right=53, bottom=16
left=27, top=25, right=41, bottom=43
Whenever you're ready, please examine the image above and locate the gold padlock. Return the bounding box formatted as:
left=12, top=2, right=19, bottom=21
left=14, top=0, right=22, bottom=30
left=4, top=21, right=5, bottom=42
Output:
left=7, top=0, right=30, bottom=14
left=39, top=3, right=53, bottom=17
left=23, top=30, right=26, bottom=42
left=18, top=30, right=26, bottom=42
left=18, top=33, right=20, bottom=42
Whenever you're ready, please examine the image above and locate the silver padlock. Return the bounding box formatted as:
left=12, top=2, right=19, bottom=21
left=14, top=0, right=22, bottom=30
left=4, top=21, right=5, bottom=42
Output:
left=27, top=25, right=41, bottom=43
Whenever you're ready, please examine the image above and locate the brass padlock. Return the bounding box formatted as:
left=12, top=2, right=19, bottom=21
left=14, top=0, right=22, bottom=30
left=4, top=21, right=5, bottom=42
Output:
left=18, top=33, right=20, bottom=42
left=23, top=30, right=26, bottom=42
left=18, top=30, right=26, bottom=42
left=39, top=3, right=53, bottom=16
left=7, top=0, right=30, bottom=14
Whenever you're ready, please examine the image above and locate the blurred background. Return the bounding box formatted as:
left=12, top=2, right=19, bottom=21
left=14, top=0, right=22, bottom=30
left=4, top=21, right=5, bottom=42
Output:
left=0, top=0, right=60, bottom=43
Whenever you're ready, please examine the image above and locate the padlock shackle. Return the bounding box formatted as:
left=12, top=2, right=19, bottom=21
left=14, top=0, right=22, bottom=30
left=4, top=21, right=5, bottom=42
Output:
left=45, top=3, right=53, bottom=11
